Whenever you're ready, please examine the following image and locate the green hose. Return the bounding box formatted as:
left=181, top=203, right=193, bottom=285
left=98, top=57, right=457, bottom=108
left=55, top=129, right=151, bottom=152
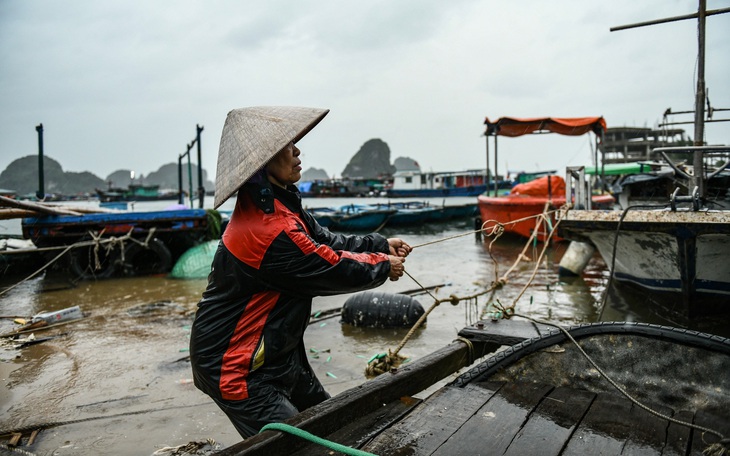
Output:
left=259, top=423, right=377, bottom=456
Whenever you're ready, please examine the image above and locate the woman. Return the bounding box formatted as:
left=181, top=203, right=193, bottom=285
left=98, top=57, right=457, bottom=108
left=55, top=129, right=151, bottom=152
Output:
left=189, top=106, right=411, bottom=438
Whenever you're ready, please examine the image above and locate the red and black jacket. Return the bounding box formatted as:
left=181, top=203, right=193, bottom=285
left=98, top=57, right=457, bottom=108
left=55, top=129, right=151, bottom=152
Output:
left=190, top=182, right=390, bottom=401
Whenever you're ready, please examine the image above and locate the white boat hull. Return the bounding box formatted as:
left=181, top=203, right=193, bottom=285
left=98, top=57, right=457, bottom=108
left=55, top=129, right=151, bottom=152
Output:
left=559, top=209, right=730, bottom=319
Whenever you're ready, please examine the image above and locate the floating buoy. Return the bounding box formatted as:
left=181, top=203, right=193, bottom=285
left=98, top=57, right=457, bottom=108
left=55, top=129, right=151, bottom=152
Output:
left=558, top=241, right=596, bottom=277
left=341, top=291, right=425, bottom=328
left=170, top=240, right=219, bottom=279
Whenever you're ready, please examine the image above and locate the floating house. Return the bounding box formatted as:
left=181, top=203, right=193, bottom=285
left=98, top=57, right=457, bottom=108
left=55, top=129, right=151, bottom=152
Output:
left=387, top=169, right=489, bottom=197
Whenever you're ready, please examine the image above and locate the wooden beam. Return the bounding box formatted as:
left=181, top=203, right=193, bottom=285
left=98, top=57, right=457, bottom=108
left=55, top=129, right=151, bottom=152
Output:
left=0, top=195, right=82, bottom=216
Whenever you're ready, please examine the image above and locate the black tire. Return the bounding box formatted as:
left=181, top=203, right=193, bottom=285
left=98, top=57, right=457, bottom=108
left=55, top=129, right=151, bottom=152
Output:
left=68, top=241, right=119, bottom=280
left=451, top=322, right=730, bottom=387
left=121, top=238, right=172, bottom=276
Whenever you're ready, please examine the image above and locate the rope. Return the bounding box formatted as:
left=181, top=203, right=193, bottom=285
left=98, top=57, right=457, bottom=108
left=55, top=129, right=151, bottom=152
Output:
left=0, top=228, right=137, bottom=297
left=365, top=206, right=564, bottom=376
left=454, top=336, right=475, bottom=365
left=597, top=203, right=669, bottom=320
left=408, top=207, right=563, bottom=250
left=0, top=444, right=38, bottom=455
left=259, top=423, right=377, bottom=456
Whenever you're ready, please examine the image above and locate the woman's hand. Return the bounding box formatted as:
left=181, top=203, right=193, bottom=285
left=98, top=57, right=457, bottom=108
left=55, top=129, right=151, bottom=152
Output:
left=388, top=255, right=405, bottom=281
left=387, top=238, right=412, bottom=258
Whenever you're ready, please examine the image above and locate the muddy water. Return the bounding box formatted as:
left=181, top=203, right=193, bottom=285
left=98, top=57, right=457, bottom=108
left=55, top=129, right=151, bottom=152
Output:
left=0, top=197, right=727, bottom=455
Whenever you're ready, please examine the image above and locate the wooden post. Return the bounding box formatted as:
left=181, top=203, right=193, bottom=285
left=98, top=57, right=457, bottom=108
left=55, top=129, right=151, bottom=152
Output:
left=36, top=123, right=44, bottom=200
left=196, top=124, right=205, bottom=209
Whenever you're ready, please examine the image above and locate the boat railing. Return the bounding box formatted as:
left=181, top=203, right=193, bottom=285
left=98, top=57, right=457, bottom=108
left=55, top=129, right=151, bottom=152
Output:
left=654, top=145, right=730, bottom=211
left=565, top=166, right=592, bottom=210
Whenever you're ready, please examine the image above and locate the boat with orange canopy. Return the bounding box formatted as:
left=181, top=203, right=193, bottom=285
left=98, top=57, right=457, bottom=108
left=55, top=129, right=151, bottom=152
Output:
left=477, top=116, right=615, bottom=242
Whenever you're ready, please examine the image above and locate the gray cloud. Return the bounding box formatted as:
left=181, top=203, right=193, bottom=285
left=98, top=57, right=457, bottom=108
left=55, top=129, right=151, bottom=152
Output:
left=1, top=0, right=728, bottom=181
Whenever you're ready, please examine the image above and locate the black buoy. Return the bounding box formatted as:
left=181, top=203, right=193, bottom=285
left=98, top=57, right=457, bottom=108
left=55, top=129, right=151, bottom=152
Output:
left=341, top=291, right=425, bottom=328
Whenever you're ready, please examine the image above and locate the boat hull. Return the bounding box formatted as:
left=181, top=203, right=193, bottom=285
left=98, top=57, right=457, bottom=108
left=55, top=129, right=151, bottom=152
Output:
left=21, top=209, right=212, bottom=279
left=387, top=185, right=487, bottom=198
left=559, top=209, right=730, bottom=319
left=477, top=194, right=615, bottom=242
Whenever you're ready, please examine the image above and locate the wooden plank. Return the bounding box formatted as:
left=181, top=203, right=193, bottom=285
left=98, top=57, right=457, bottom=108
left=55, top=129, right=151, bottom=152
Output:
left=663, top=410, right=692, bottom=456
left=690, top=408, right=730, bottom=456
left=503, top=387, right=596, bottom=456
left=27, top=429, right=39, bottom=446
left=217, top=340, right=499, bottom=455
left=363, top=383, right=501, bottom=455
left=430, top=381, right=553, bottom=456
left=458, top=319, right=554, bottom=346
left=290, top=396, right=422, bottom=455
left=562, top=392, right=633, bottom=456
left=8, top=433, right=21, bottom=446
left=622, top=401, right=674, bottom=455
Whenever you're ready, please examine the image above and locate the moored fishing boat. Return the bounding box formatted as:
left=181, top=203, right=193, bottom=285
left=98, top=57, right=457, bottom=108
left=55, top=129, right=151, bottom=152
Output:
left=476, top=116, right=615, bottom=242
left=557, top=1, right=730, bottom=322
left=307, top=201, right=478, bottom=231
left=309, top=204, right=396, bottom=231
left=559, top=146, right=730, bottom=320
left=369, top=201, right=440, bottom=226
left=20, top=208, right=217, bottom=279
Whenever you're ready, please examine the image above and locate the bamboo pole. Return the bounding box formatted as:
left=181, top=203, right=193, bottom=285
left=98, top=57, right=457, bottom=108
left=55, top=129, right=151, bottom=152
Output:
left=0, top=196, right=121, bottom=218
left=0, top=195, right=83, bottom=216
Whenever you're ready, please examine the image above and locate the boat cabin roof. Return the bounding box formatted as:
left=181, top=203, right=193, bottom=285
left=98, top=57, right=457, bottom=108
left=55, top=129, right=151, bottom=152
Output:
left=484, top=116, right=606, bottom=138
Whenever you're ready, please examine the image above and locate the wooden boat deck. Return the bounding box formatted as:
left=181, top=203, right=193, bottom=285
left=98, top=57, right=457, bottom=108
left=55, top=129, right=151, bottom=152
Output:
left=359, top=381, right=725, bottom=455
left=219, top=320, right=730, bottom=456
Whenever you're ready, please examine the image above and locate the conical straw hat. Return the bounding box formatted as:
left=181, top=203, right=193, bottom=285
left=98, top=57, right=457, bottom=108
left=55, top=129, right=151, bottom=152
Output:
left=213, top=106, right=329, bottom=209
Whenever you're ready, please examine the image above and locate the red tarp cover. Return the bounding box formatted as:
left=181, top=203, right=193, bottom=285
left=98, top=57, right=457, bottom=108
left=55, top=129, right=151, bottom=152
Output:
left=510, top=175, right=566, bottom=197
left=484, top=117, right=606, bottom=137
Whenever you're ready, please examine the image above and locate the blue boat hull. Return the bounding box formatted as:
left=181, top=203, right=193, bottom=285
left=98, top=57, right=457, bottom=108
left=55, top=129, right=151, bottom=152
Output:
left=386, top=185, right=487, bottom=198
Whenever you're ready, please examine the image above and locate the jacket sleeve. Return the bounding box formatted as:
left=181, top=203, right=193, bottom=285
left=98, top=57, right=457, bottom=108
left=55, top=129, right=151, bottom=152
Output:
left=301, top=209, right=390, bottom=254
left=257, top=218, right=391, bottom=298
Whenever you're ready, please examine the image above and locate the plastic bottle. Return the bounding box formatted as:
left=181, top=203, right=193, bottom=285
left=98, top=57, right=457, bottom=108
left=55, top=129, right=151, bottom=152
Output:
left=31, top=306, right=83, bottom=325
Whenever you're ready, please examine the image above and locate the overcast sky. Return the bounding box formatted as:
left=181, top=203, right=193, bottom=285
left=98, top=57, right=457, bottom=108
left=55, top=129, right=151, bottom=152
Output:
left=1, top=0, right=728, bottom=182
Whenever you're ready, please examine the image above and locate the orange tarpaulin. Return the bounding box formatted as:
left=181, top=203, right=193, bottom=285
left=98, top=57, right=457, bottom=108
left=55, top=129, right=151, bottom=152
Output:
left=484, top=117, right=606, bottom=137
left=510, top=175, right=566, bottom=198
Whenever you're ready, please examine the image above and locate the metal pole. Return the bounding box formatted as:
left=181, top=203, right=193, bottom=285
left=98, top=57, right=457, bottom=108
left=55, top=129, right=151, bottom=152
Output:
left=693, top=0, right=706, bottom=198
left=485, top=134, right=490, bottom=195
left=609, top=6, right=729, bottom=31
left=36, top=124, right=44, bottom=200
left=494, top=135, right=499, bottom=195
left=178, top=154, right=184, bottom=205
left=187, top=151, right=194, bottom=208
left=196, top=124, right=204, bottom=208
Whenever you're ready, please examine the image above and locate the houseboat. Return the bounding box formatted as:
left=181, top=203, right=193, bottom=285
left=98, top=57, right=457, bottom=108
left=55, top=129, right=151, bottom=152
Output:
left=387, top=169, right=495, bottom=198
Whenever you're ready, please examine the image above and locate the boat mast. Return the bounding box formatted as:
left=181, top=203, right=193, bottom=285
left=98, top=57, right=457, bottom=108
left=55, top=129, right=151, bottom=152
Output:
left=611, top=1, right=730, bottom=200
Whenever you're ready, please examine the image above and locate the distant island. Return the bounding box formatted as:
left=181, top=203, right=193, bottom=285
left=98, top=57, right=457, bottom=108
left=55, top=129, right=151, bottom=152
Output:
left=0, top=138, right=418, bottom=199
left=0, top=155, right=215, bottom=199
